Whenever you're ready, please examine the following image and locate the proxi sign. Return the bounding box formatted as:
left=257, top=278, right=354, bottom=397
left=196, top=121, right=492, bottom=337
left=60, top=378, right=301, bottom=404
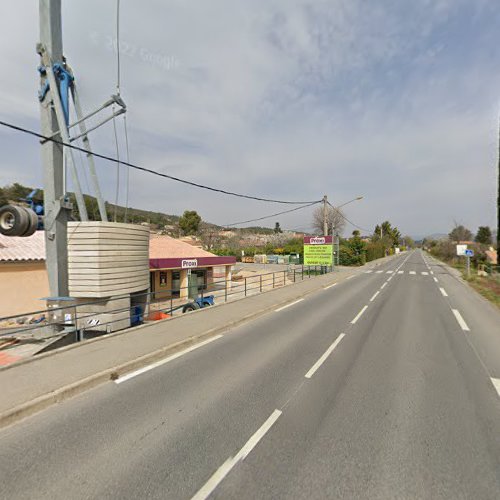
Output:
left=181, top=259, right=198, bottom=269
left=304, top=236, right=333, bottom=245
left=303, top=235, right=333, bottom=266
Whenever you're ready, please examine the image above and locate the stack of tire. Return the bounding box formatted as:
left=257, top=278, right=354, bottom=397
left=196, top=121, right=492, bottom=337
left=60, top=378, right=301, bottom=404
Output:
left=0, top=205, right=39, bottom=237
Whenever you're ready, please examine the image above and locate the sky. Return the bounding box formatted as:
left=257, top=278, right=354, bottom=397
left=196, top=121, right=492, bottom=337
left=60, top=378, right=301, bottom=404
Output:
left=0, top=0, right=499, bottom=238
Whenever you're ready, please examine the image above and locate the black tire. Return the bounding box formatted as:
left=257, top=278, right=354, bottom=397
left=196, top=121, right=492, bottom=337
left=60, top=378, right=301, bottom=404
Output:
left=182, top=302, right=199, bottom=313
left=20, top=207, right=39, bottom=237
left=0, top=205, right=30, bottom=236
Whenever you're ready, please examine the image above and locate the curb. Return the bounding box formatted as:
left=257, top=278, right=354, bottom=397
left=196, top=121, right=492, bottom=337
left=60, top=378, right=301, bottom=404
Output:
left=0, top=269, right=360, bottom=429
left=1, top=268, right=346, bottom=372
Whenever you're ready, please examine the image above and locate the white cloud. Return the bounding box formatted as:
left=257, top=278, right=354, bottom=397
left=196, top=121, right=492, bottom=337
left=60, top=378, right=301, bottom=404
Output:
left=0, top=0, right=498, bottom=236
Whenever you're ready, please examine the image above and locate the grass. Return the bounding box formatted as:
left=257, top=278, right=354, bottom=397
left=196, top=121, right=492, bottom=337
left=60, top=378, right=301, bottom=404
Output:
left=465, top=275, right=500, bottom=309
left=429, top=252, right=500, bottom=309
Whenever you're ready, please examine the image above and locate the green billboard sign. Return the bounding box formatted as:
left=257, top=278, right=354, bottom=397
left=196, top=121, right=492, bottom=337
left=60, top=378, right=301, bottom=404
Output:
left=303, top=236, right=333, bottom=265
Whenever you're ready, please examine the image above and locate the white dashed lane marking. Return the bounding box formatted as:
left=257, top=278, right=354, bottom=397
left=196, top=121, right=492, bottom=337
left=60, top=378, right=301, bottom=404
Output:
left=305, top=334, right=346, bottom=379
left=351, top=305, right=368, bottom=324
left=491, top=378, right=500, bottom=398
left=192, top=410, right=282, bottom=500
left=452, top=309, right=470, bottom=332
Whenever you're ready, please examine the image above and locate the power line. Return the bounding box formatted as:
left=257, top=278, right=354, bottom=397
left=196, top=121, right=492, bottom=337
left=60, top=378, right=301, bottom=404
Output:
left=113, top=0, right=122, bottom=222
left=123, top=114, right=131, bottom=222
left=0, top=120, right=319, bottom=205
left=327, top=201, right=370, bottom=232
left=223, top=201, right=321, bottom=227
left=111, top=108, right=121, bottom=222
left=115, top=0, right=121, bottom=95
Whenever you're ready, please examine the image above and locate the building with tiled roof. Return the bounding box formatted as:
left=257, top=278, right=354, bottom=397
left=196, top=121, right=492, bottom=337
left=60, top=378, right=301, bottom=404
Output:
left=0, top=232, right=236, bottom=317
left=0, top=232, right=49, bottom=317
left=0, top=232, right=46, bottom=261
left=149, top=234, right=236, bottom=300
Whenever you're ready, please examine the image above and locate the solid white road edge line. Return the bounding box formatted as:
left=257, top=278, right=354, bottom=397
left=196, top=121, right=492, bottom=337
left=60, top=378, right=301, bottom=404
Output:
left=115, top=335, right=224, bottom=384
left=275, top=298, right=304, bottom=312
left=439, top=287, right=448, bottom=297
left=351, top=305, right=368, bottom=324
left=452, top=309, right=470, bottom=332
left=324, top=283, right=338, bottom=290
left=370, top=291, right=380, bottom=302
left=305, top=333, right=346, bottom=379
left=491, top=378, right=500, bottom=398
left=346, top=275, right=355, bottom=280
left=191, top=409, right=282, bottom=500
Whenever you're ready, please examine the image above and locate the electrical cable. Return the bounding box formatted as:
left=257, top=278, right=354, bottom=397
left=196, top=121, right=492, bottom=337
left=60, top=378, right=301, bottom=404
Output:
left=0, top=120, right=319, bottom=205
left=327, top=200, right=369, bottom=232
left=116, top=0, right=121, bottom=96
left=123, top=114, right=131, bottom=223
left=223, top=200, right=321, bottom=227
left=111, top=107, right=121, bottom=221
left=112, top=0, right=122, bottom=222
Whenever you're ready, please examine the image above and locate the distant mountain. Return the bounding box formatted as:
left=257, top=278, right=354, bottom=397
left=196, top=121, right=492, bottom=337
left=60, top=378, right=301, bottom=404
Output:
left=413, top=233, right=448, bottom=242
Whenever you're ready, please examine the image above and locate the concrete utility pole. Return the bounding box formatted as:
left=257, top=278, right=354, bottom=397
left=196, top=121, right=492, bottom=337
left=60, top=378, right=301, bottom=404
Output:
left=38, top=0, right=69, bottom=297
left=323, top=195, right=328, bottom=236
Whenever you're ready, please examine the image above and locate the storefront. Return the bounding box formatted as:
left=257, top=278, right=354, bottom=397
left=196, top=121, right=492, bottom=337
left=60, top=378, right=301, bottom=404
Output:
left=149, top=235, right=236, bottom=300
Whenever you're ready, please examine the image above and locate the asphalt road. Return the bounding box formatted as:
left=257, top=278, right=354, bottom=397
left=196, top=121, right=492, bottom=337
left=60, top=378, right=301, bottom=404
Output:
left=1, top=250, right=500, bottom=499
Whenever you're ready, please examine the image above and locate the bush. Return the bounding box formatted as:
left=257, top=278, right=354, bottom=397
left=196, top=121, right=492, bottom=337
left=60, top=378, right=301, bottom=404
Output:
left=365, top=242, right=385, bottom=262
left=339, top=245, right=364, bottom=266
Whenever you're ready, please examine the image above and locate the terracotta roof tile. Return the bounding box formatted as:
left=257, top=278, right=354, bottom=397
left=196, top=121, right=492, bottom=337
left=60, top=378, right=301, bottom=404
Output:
left=0, top=232, right=217, bottom=262
left=149, top=234, right=215, bottom=259
left=0, top=232, right=46, bottom=262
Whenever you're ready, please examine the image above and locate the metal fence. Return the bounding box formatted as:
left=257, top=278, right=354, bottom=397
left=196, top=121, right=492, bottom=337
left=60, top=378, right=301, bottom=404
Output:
left=0, top=265, right=333, bottom=346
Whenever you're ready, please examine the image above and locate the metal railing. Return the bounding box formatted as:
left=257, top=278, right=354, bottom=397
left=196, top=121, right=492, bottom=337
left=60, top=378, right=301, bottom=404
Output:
left=0, top=265, right=334, bottom=345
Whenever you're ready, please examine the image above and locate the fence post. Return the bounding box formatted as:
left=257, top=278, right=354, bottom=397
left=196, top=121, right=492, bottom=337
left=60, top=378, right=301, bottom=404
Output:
left=260, top=274, right=262, bottom=292
left=225, top=277, right=228, bottom=302
left=74, top=306, right=82, bottom=342
left=273, top=273, right=275, bottom=288
left=170, top=295, right=173, bottom=316
left=283, top=270, right=286, bottom=286
left=245, top=277, right=247, bottom=297
left=293, top=269, right=296, bottom=283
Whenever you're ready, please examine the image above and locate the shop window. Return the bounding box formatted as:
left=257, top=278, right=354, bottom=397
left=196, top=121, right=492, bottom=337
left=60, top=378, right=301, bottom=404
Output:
left=159, top=271, right=168, bottom=287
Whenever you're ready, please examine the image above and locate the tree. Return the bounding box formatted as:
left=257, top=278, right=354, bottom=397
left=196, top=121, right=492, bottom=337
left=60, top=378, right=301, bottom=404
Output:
left=312, top=205, right=346, bottom=236
left=373, top=221, right=400, bottom=247
left=178, top=210, right=201, bottom=235
left=401, top=235, right=415, bottom=248
left=449, top=224, right=473, bottom=242
left=0, top=187, right=7, bottom=207
left=475, top=226, right=492, bottom=245
left=3, top=182, right=33, bottom=201
left=274, top=222, right=282, bottom=233
left=198, top=222, right=224, bottom=251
